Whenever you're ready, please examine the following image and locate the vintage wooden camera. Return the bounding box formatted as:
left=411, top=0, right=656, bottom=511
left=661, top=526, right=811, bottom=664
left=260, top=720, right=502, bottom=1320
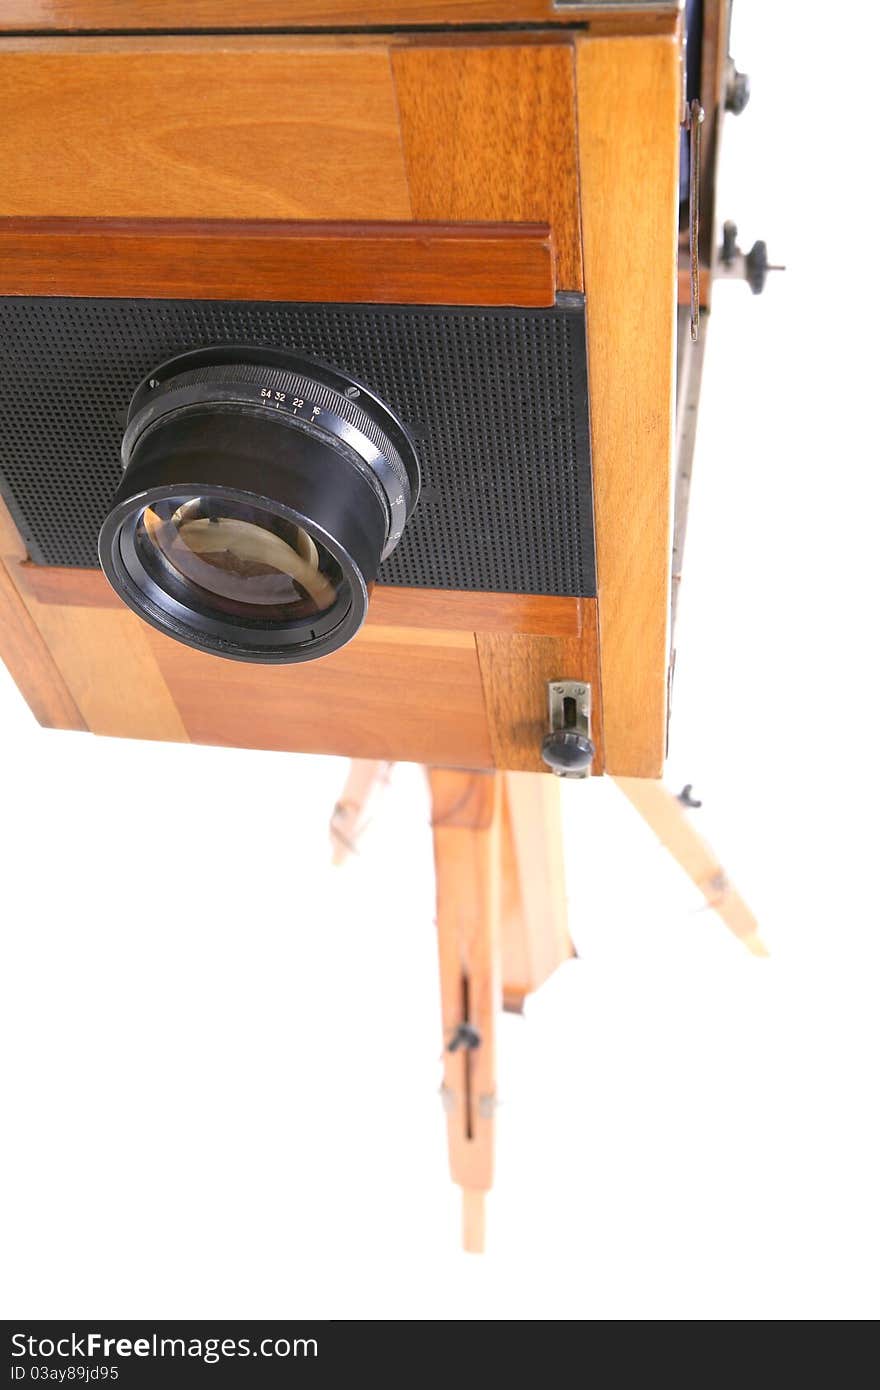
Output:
left=0, top=0, right=758, bottom=1249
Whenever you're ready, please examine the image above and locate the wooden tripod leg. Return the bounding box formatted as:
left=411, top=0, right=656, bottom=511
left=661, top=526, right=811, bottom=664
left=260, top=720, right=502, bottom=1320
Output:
left=500, top=771, right=575, bottom=1013
left=329, top=759, right=394, bottom=866
left=613, top=777, right=768, bottom=956
left=429, top=769, right=502, bottom=1253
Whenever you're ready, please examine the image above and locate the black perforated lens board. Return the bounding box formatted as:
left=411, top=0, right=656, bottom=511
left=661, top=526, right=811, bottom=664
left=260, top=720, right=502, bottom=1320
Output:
left=0, top=297, right=595, bottom=597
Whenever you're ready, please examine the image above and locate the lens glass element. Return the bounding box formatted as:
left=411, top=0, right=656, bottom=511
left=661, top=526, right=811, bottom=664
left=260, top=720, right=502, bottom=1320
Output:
left=136, top=496, right=347, bottom=624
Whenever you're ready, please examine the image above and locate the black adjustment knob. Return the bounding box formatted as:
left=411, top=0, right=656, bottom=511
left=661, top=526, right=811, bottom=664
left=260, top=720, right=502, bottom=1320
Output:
left=541, top=729, right=595, bottom=776
left=745, top=239, right=770, bottom=294
left=719, top=221, right=784, bottom=296
left=726, top=68, right=751, bottom=115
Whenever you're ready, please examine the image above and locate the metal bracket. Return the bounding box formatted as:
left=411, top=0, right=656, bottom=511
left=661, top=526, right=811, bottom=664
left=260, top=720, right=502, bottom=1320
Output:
left=548, top=680, right=591, bottom=735
left=684, top=98, right=705, bottom=342
left=541, top=680, right=594, bottom=779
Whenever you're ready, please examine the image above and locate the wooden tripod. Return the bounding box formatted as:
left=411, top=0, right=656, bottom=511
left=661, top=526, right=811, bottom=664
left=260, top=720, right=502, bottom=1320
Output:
left=330, top=763, right=764, bottom=1253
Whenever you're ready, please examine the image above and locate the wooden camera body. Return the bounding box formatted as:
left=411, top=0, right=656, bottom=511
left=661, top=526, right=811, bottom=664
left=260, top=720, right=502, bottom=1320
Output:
left=0, top=0, right=727, bottom=780
left=0, top=3, right=746, bottom=1252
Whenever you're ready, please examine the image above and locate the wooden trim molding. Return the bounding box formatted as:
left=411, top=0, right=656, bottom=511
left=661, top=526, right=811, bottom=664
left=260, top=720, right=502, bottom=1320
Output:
left=576, top=34, right=680, bottom=776
left=0, top=3, right=682, bottom=35
left=13, top=562, right=583, bottom=637
left=0, top=218, right=557, bottom=308
left=392, top=42, right=584, bottom=293
left=370, top=586, right=581, bottom=636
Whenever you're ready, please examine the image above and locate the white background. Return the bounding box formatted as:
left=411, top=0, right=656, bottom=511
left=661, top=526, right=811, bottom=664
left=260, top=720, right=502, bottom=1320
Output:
left=1, top=2, right=878, bottom=1321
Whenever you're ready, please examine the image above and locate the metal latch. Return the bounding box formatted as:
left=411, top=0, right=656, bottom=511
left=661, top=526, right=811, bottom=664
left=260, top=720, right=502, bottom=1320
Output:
left=540, top=681, right=594, bottom=779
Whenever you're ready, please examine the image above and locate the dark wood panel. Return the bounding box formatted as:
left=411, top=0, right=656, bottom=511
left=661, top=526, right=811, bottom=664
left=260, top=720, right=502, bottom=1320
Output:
left=0, top=3, right=681, bottom=34
left=15, top=563, right=583, bottom=636
left=393, top=42, right=584, bottom=292
left=0, top=218, right=556, bottom=308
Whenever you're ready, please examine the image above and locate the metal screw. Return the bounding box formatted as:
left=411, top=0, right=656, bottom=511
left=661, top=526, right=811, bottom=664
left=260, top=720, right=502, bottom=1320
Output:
left=447, top=1022, right=481, bottom=1054
left=677, top=784, right=702, bottom=809
left=344, top=386, right=360, bottom=399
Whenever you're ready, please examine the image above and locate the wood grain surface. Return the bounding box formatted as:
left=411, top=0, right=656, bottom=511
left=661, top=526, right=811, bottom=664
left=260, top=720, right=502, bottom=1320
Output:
left=4, top=566, right=599, bottom=770
left=29, top=604, right=190, bottom=742
left=0, top=501, right=86, bottom=730
left=430, top=767, right=502, bottom=1216
left=614, top=776, right=768, bottom=955
left=14, top=564, right=583, bottom=637
left=499, top=771, right=573, bottom=1011
left=3, top=552, right=496, bottom=763
left=0, top=217, right=557, bottom=308
left=369, top=587, right=582, bottom=637
left=392, top=42, right=584, bottom=291
left=0, top=29, right=682, bottom=778
left=147, top=625, right=493, bottom=766
left=576, top=35, right=680, bottom=776
left=3, top=508, right=497, bottom=765
left=476, top=599, right=603, bottom=774
left=1, top=35, right=587, bottom=298
left=2, top=493, right=594, bottom=770
left=0, top=3, right=681, bottom=34
left=0, top=43, right=412, bottom=221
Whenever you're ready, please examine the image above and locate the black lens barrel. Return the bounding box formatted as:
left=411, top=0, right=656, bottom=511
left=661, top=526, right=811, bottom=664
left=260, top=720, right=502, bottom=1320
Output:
left=98, top=348, right=420, bottom=664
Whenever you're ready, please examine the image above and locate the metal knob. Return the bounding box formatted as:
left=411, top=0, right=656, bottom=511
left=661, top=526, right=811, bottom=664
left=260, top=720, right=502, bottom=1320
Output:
left=541, top=681, right=594, bottom=778
left=725, top=66, right=751, bottom=115
left=541, top=728, right=595, bottom=776
left=743, top=239, right=771, bottom=295
left=718, top=221, right=785, bottom=295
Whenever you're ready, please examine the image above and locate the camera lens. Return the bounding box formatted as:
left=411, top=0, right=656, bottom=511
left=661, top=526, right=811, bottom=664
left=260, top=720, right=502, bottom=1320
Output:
left=98, top=347, right=419, bottom=663
left=137, top=497, right=346, bottom=622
